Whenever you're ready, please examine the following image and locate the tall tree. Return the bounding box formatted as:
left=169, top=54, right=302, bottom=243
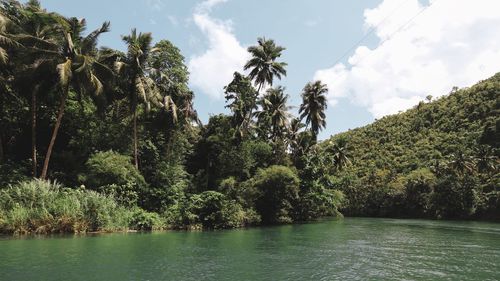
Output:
left=244, top=37, right=287, bottom=92
left=255, top=86, right=291, bottom=141
left=148, top=39, right=198, bottom=128
left=39, top=17, right=111, bottom=179
left=299, top=80, right=328, bottom=140
left=448, top=150, right=475, bottom=176
left=224, top=72, right=258, bottom=138
left=475, top=145, right=497, bottom=174
left=0, top=0, right=60, bottom=177
left=327, top=138, right=352, bottom=171
left=117, top=28, right=162, bottom=169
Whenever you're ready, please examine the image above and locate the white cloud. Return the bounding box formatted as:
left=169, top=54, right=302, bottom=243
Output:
left=314, top=0, right=500, bottom=118
left=195, top=0, right=229, bottom=13
left=167, top=15, right=179, bottom=26
left=188, top=0, right=249, bottom=99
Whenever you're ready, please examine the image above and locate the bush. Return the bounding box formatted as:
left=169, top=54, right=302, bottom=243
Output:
left=129, top=208, right=165, bottom=231
left=430, top=174, right=478, bottom=219
left=251, top=165, right=300, bottom=224
left=82, top=150, right=147, bottom=207
left=141, top=162, right=189, bottom=213
left=295, top=181, right=344, bottom=221
left=0, top=180, right=137, bottom=234
left=403, top=168, right=436, bottom=216
left=165, top=191, right=258, bottom=229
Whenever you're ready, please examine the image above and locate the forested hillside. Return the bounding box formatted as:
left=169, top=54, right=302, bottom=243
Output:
left=328, top=73, right=499, bottom=219
left=0, top=1, right=498, bottom=235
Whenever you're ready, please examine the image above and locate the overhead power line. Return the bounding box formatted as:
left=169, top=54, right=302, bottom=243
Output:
left=327, top=0, right=439, bottom=68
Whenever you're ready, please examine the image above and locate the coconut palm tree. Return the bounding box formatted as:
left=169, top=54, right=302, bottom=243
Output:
left=116, top=28, right=162, bottom=169
left=447, top=150, right=475, bottom=176
left=38, top=17, right=111, bottom=179
left=255, top=86, right=291, bottom=141
left=475, top=145, right=497, bottom=174
left=224, top=72, right=258, bottom=138
left=327, top=138, right=352, bottom=171
left=244, top=37, right=287, bottom=92
left=0, top=0, right=62, bottom=177
left=299, top=80, right=328, bottom=140
left=288, top=118, right=314, bottom=162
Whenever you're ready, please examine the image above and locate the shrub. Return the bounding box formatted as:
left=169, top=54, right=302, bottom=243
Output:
left=82, top=150, right=147, bottom=207
left=403, top=168, right=436, bottom=216
left=129, top=208, right=165, bottom=231
left=295, top=181, right=344, bottom=221
left=0, top=180, right=135, bottom=234
left=165, top=191, right=257, bottom=229
left=251, top=165, right=300, bottom=224
left=141, top=162, right=189, bottom=213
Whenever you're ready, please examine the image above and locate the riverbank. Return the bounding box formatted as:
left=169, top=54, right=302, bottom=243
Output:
left=2, top=178, right=497, bottom=237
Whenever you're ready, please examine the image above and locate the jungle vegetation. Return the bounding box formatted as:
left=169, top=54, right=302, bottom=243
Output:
left=0, top=0, right=498, bottom=234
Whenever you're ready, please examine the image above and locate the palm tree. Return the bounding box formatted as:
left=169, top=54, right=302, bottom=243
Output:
left=255, top=86, right=291, bottom=141
left=475, top=145, right=497, bottom=174
left=288, top=118, right=305, bottom=145
left=447, top=150, right=475, bottom=176
left=39, top=17, right=111, bottom=179
left=299, top=80, right=328, bottom=140
left=244, top=37, right=287, bottom=92
left=116, top=28, right=162, bottom=169
left=327, top=138, right=352, bottom=171
left=288, top=118, right=312, bottom=162
left=1, top=0, right=62, bottom=177
left=224, top=72, right=258, bottom=138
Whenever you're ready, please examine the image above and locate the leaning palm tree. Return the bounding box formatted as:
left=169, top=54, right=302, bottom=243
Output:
left=255, top=86, right=291, bottom=141
left=1, top=0, right=62, bottom=177
left=38, top=17, right=111, bottom=179
left=244, top=37, right=287, bottom=92
left=299, top=80, right=328, bottom=140
left=116, top=29, right=162, bottom=169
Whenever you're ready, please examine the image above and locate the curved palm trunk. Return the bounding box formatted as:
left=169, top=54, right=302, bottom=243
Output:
left=0, top=135, right=3, bottom=164
left=133, top=106, right=139, bottom=169
left=0, top=92, right=4, bottom=163
left=40, top=88, right=68, bottom=180
left=31, top=87, right=38, bottom=177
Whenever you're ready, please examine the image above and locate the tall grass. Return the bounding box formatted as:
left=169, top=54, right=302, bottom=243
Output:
left=0, top=180, right=140, bottom=234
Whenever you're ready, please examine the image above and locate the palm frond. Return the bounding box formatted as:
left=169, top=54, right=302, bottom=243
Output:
left=0, top=46, right=7, bottom=64
left=56, top=58, right=72, bottom=88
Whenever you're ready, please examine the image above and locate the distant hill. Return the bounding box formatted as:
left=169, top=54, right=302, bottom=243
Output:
left=327, top=73, right=499, bottom=219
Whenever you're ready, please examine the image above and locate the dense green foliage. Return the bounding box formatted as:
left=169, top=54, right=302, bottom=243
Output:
left=327, top=74, right=500, bottom=220
left=0, top=180, right=162, bottom=234
left=0, top=0, right=343, bottom=234
left=0, top=1, right=497, bottom=235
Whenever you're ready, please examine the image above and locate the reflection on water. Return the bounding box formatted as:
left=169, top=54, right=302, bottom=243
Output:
left=0, top=218, right=499, bottom=281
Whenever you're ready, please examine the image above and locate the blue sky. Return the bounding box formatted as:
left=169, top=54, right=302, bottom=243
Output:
left=36, top=0, right=500, bottom=139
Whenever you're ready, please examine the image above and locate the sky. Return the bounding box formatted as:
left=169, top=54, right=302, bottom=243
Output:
left=34, top=0, right=500, bottom=139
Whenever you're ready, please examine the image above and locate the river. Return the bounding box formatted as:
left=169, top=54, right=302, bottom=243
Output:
left=1, top=218, right=499, bottom=280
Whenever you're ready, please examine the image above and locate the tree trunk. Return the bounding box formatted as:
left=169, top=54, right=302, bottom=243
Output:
left=40, top=88, right=68, bottom=180
left=31, top=87, right=38, bottom=177
left=0, top=90, right=4, bottom=164
left=133, top=106, right=139, bottom=169
left=0, top=135, right=3, bottom=164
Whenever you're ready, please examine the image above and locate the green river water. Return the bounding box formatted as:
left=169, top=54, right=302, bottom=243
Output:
left=0, top=218, right=499, bottom=280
